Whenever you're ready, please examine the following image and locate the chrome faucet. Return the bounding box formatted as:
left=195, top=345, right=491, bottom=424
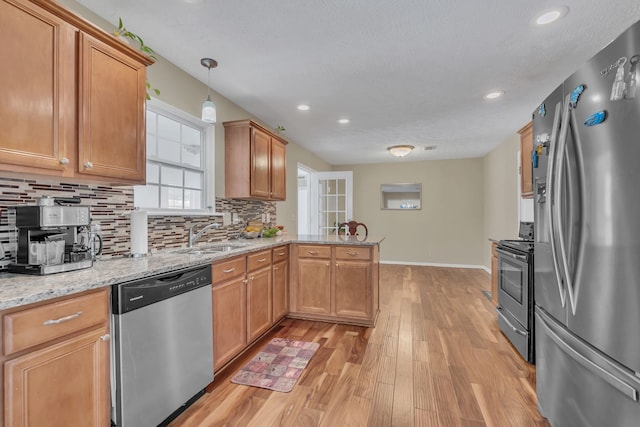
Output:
left=188, top=222, right=221, bottom=248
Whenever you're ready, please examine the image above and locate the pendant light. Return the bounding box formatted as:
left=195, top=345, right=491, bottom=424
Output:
left=200, top=58, right=218, bottom=123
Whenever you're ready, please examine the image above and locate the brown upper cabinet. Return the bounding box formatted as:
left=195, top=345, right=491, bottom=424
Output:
left=518, top=122, right=534, bottom=198
left=0, top=0, right=153, bottom=184
left=223, top=120, right=287, bottom=201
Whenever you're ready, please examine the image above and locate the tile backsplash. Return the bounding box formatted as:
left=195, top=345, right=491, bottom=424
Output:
left=0, top=176, right=275, bottom=262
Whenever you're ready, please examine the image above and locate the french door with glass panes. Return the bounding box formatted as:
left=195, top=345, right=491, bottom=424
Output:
left=310, top=171, right=353, bottom=235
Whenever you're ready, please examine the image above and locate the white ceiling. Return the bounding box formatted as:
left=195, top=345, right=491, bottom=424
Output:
left=77, top=0, right=640, bottom=165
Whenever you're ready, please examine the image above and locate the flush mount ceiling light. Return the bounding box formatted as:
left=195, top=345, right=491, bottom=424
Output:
left=387, top=145, right=415, bottom=157
left=297, top=104, right=310, bottom=111
left=484, top=90, right=504, bottom=100
left=200, top=58, right=218, bottom=123
left=534, top=6, right=569, bottom=25
left=338, top=118, right=350, bottom=124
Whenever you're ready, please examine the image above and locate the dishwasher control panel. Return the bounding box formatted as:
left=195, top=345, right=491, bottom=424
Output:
left=112, top=264, right=212, bottom=314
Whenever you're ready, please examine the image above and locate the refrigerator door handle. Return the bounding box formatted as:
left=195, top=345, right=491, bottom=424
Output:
left=546, top=100, right=567, bottom=307
left=553, top=94, right=574, bottom=308
left=564, top=106, right=588, bottom=315
left=537, top=309, right=640, bottom=402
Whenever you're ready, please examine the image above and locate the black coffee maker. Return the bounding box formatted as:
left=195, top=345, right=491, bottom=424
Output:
left=8, top=196, right=97, bottom=275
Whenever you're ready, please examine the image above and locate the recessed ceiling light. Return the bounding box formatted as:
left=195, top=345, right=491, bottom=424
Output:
left=338, top=118, right=350, bottom=124
left=484, top=90, right=504, bottom=100
left=297, top=105, right=310, bottom=111
left=534, top=7, right=569, bottom=26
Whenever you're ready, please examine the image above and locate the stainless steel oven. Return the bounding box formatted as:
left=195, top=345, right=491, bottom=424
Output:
left=496, top=222, right=535, bottom=363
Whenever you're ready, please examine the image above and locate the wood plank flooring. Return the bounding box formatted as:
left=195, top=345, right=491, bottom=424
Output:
left=169, top=265, right=551, bottom=426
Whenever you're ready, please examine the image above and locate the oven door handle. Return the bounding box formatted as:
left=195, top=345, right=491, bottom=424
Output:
left=496, top=247, right=528, bottom=262
left=497, top=308, right=528, bottom=336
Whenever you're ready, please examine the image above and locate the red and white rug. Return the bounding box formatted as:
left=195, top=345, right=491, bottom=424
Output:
left=230, top=338, right=320, bottom=392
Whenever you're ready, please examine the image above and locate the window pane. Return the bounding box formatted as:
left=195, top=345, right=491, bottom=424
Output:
left=147, top=163, right=160, bottom=183
left=134, top=184, right=159, bottom=208
left=182, top=143, right=201, bottom=168
left=157, top=114, right=180, bottom=142
left=185, top=170, right=203, bottom=189
left=161, top=186, right=183, bottom=209
left=146, top=110, right=156, bottom=136
left=184, top=189, right=202, bottom=210
left=161, top=165, right=183, bottom=186
left=146, top=133, right=157, bottom=157
left=182, top=125, right=200, bottom=146
left=157, top=138, right=180, bottom=162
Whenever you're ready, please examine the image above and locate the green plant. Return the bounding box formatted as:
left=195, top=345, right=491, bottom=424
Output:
left=113, top=18, right=160, bottom=100
left=275, top=125, right=286, bottom=133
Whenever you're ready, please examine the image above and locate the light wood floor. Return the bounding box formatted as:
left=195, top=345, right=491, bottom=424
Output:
left=169, top=265, right=551, bottom=426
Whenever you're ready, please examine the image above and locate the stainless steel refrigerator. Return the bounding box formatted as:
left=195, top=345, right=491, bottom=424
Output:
left=533, top=19, right=640, bottom=427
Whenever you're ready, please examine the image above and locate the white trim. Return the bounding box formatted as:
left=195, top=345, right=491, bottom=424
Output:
left=140, top=208, right=222, bottom=217
left=380, top=260, right=489, bottom=270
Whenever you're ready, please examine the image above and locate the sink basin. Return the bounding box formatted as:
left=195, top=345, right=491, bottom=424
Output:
left=174, top=242, right=250, bottom=255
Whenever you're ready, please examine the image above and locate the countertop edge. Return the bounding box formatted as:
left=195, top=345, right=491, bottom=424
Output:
left=0, top=235, right=383, bottom=311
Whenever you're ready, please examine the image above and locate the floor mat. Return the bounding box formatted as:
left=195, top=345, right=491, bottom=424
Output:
left=230, top=338, right=320, bottom=392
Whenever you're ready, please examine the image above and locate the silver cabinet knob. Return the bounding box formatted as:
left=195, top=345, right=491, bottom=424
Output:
left=100, top=334, right=110, bottom=342
left=84, top=161, right=93, bottom=169
left=59, top=157, right=69, bottom=165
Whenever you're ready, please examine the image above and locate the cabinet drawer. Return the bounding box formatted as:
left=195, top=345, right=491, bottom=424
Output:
left=335, top=246, right=372, bottom=261
left=297, top=245, right=331, bottom=259
left=212, top=257, right=246, bottom=284
left=247, top=250, right=272, bottom=272
left=3, top=289, right=108, bottom=356
left=272, top=246, right=289, bottom=263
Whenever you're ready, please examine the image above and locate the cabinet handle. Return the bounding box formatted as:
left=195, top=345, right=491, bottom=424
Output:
left=325, top=263, right=330, bottom=267
left=100, top=334, right=110, bottom=342
left=274, top=266, right=279, bottom=271
left=59, top=157, right=69, bottom=165
left=308, top=251, right=320, bottom=255
left=243, top=279, right=248, bottom=284
left=257, top=258, right=267, bottom=263
left=223, top=267, right=236, bottom=273
left=84, top=161, right=93, bottom=169
left=346, top=251, right=358, bottom=256
left=43, top=311, right=83, bottom=326
left=277, top=252, right=285, bottom=256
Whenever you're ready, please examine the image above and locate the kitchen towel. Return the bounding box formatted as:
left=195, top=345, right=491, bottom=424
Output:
left=130, top=209, right=148, bottom=255
left=230, top=338, right=319, bottom=393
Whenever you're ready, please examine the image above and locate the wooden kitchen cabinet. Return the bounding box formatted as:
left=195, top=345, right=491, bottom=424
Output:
left=212, top=256, right=247, bottom=371
left=223, top=120, right=288, bottom=201
left=1, top=288, right=110, bottom=427
left=335, top=248, right=373, bottom=320
left=0, top=0, right=152, bottom=184
left=246, top=250, right=273, bottom=343
left=518, top=122, right=534, bottom=198
left=272, top=246, right=289, bottom=322
left=77, top=33, right=147, bottom=182
left=290, top=244, right=379, bottom=326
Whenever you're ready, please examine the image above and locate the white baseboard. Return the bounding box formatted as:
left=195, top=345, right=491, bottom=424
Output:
left=380, top=260, right=489, bottom=271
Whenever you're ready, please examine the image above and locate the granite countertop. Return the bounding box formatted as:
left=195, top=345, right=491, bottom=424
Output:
left=0, top=234, right=384, bottom=311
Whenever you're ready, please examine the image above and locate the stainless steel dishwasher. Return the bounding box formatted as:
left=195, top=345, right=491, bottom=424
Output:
left=111, top=264, right=213, bottom=427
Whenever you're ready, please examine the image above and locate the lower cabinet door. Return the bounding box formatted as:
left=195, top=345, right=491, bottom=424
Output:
left=334, top=260, right=372, bottom=319
left=272, top=260, right=289, bottom=321
left=4, top=326, right=110, bottom=427
left=296, top=258, right=331, bottom=315
left=212, top=277, right=247, bottom=371
left=247, top=267, right=273, bottom=343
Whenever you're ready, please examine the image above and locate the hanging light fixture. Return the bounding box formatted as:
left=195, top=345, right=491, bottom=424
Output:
left=387, top=145, right=415, bottom=157
left=200, top=58, right=218, bottom=123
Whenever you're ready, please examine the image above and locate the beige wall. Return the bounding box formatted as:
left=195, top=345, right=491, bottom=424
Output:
left=57, top=0, right=330, bottom=233
left=482, top=133, right=521, bottom=267
left=334, top=159, right=485, bottom=266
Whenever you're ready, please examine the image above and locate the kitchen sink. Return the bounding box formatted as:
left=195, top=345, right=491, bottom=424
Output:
left=173, top=242, right=251, bottom=255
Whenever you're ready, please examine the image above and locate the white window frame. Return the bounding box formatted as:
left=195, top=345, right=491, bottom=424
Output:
left=134, top=98, right=217, bottom=216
